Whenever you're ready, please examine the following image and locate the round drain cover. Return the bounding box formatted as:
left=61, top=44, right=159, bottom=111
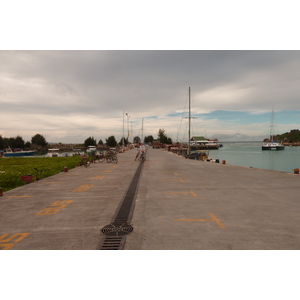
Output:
left=101, top=223, right=133, bottom=236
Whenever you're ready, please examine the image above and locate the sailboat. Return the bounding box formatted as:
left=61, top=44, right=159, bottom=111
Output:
left=262, top=106, right=285, bottom=150
left=186, top=87, right=220, bottom=154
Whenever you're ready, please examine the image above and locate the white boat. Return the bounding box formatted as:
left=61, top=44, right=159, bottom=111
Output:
left=262, top=142, right=284, bottom=150
left=47, top=149, right=60, bottom=157
left=190, top=136, right=220, bottom=150
left=262, top=106, right=285, bottom=150
left=86, top=145, right=97, bottom=155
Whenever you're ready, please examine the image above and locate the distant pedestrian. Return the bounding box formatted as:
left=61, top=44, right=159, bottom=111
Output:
left=135, top=144, right=146, bottom=160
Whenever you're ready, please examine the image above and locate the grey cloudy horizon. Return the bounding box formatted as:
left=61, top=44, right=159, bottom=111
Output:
left=1, top=50, right=300, bottom=144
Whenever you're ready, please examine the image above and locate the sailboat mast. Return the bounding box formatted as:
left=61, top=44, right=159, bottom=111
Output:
left=270, top=105, right=274, bottom=142
left=141, top=118, right=144, bottom=143
left=188, top=87, right=191, bottom=156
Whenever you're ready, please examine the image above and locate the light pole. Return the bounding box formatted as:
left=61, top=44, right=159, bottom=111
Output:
left=126, top=113, right=130, bottom=143
left=122, top=111, right=125, bottom=149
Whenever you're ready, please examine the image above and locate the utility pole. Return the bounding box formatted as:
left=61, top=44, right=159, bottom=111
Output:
left=126, top=113, right=130, bottom=143
left=122, top=111, right=125, bottom=149
left=188, top=87, right=191, bottom=156
left=141, top=118, right=144, bottom=144
left=184, top=87, right=195, bottom=156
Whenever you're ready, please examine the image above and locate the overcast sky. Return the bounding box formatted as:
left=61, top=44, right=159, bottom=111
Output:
left=1, top=50, right=300, bottom=143
left=1, top=1, right=300, bottom=144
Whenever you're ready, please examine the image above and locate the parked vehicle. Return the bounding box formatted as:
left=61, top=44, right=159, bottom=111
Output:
left=152, top=140, right=161, bottom=149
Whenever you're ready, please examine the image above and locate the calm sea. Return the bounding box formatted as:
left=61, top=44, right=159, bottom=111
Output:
left=208, top=142, right=300, bottom=173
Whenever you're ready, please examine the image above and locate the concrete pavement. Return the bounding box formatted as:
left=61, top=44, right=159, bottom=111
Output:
left=1, top=147, right=300, bottom=250
left=126, top=148, right=300, bottom=249
left=0, top=151, right=139, bottom=250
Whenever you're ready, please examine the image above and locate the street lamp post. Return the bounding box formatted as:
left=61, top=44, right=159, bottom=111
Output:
left=128, top=115, right=130, bottom=142
left=122, top=111, right=125, bottom=149
left=126, top=113, right=130, bottom=144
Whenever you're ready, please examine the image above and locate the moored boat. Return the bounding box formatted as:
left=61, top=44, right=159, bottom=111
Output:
left=86, top=145, right=97, bottom=156
left=262, top=141, right=285, bottom=150
left=190, top=136, right=221, bottom=150
left=3, top=147, right=35, bottom=157
left=46, top=149, right=60, bottom=157
left=262, top=106, right=285, bottom=151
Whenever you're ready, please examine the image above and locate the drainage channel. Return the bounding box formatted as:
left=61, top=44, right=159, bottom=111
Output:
left=97, top=160, right=145, bottom=250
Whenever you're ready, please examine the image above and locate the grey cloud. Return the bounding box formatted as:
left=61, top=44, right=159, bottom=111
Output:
left=1, top=50, right=300, bottom=142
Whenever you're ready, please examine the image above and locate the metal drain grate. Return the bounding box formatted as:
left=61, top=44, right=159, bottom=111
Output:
left=98, top=237, right=125, bottom=250
left=99, top=160, right=144, bottom=249
left=101, top=223, right=133, bottom=236
left=113, top=161, right=144, bottom=225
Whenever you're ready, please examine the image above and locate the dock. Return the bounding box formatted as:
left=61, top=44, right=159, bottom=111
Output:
left=1, top=147, right=300, bottom=250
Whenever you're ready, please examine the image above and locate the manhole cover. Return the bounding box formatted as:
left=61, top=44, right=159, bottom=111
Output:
left=101, top=223, right=134, bottom=236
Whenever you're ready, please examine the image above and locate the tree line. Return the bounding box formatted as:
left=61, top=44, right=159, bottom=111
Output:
left=0, top=128, right=173, bottom=150
left=80, top=128, right=173, bottom=147
left=0, top=134, right=47, bottom=150
left=275, top=129, right=300, bottom=143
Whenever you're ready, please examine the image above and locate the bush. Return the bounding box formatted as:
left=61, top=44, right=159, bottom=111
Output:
left=0, top=156, right=82, bottom=192
left=106, top=136, right=117, bottom=147
left=31, top=133, right=48, bottom=147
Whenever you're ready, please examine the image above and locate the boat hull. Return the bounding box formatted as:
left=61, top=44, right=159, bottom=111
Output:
left=4, top=151, right=35, bottom=157
left=191, top=145, right=219, bottom=150
left=262, top=145, right=285, bottom=150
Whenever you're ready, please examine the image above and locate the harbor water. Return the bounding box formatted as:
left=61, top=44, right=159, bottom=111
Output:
left=4, top=143, right=300, bottom=174
left=209, top=142, right=300, bottom=173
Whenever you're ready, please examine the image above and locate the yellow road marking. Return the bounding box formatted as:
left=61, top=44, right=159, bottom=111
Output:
left=72, top=184, right=94, bottom=192
left=209, top=213, right=226, bottom=229
left=190, top=190, right=197, bottom=197
left=35, top=207, right=61, bottom=215
left=0, top=243, right=14, bottom=250
left=50, top=200, right=73, bottom=207
left=174, top=213, right=225, bottom=229
left=102, top=170, right=112, bottom=173
left=35, top=200, right=74, bottom=215
left=92, top=175, right=105, bottom=180
left=0, top=233, right=30, bottom=250
left=0, top=233, right=30, bottom=243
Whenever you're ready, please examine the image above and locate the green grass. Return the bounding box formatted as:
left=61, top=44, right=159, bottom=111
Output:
left=0, top=156, right=82, bottom=192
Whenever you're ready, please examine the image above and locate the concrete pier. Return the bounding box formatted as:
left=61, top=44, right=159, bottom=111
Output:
left=1, top=147, right=299, bottom=250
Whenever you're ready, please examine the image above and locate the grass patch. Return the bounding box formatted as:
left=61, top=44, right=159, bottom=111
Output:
left=0, top=156, right=82, bottom=192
